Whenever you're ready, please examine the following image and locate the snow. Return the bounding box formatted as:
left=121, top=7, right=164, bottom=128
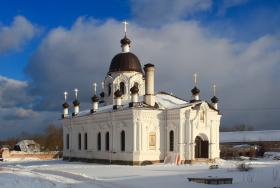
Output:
left=74, top=92, right=191, bottom=118
left=155, top=92, right=189, bottom=109
left=220, top=130, right=280, bottom=143
left=1, top=159, right=280, bottom=188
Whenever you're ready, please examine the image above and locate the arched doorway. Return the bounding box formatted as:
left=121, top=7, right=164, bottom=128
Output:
left=195, top=136, right=209, bottom=158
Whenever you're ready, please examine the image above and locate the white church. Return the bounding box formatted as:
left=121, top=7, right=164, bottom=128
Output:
left=61, top=22, right=221, bottom=165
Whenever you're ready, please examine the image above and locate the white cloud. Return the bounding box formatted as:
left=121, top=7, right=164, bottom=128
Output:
left=0, top=106, right=57, bottom=139
left=0, top=76, right=34, bottom=108
left=131, top=0, right=212, bottom=26
left=0, top=16, right=39, bottom=54
left=26, top=18, right=280, bottom=130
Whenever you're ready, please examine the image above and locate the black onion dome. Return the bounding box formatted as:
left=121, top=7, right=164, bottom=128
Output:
left=114, top=89, right=122, bottom=98
left=191, top=86, right=200, bottom=95
left=130, top=84, right=139, bottom=94
left=109, top=52, right=143, bottom=73
left=120, top=35, right=131, bottom=46
left=211, top=96, right=219, bottom=103
left=62, top=102, right=69, bottom=108
left=91, top=95, right=99, bottom=102
left=73, top=99, right=80, bottom=106
left=144, top=63, right=155, bottom=70
left=100, top=91, right=105, bottom=98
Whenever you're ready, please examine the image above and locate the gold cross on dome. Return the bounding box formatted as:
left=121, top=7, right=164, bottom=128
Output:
left=64, top=91, right=68, bottom=101
left=122, top=20, right=128, bottom=34
left=213, top=84, right=217, bottom=96
left=93, top=82, right=97, bottom=95
left=74, top=88, right=79, bottom=99
left=193, top=73, right=198, bottom=86
left=101, top=81, right=104, bottom=90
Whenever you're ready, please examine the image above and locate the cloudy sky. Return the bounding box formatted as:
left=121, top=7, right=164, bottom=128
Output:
left=0, top=0, right=280, bottom=139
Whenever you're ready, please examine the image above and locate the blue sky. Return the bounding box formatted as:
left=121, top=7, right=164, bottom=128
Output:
left=1, top=0, right=279, bottom=80
left=0, top=0, right=280, bottom=138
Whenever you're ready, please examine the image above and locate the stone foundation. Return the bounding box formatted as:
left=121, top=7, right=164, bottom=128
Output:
left=63, top=157, right=163, bottom=166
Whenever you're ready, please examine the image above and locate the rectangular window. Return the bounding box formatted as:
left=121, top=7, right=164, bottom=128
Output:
left=149, top=132, right=156, bottom=150
left=84, top=133, right=88, bottom=150
left=78, top=133, right=81, bottom=150
left=66, top=134, right=69, bottom=150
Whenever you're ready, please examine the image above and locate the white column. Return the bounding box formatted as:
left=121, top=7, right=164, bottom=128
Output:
left=74, top=106, right=79, bottom=114
left=93, top=102, right=98, bottom=112
left=144, top=64, right=155, bottom=106
left=63, top=108, right=68, bottom=116
left=116, top=97, right=121, bottom=106
left=122, top=44, right=130, bottom=52
left=132, top=93, right=138, bottom=102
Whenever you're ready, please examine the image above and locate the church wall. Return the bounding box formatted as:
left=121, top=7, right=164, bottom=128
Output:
left=183, top=102, right=221, bottom=161
left=62, top=109, right=137, bottom=162
left=166, top=109, right=180, bottom=157
left=62, top=101, right=221, bottom=164
left=131, top=109, right=165, bottom=162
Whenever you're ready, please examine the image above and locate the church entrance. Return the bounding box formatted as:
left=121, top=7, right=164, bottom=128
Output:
left=195, top=136, right=209, bottom=158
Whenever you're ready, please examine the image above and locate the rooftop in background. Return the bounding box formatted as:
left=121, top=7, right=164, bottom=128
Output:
left=220, top=130, right=280, bottom=143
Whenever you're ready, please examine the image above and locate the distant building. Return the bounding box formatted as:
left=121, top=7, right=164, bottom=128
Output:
left=220, top=130, right=280, bottom=158
left=61, top=22, right=221, bottom=165
left=13, top=140, right=40, bottom=152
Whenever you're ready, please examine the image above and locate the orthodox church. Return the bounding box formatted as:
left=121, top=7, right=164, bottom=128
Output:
left=61, top=22, right=221, bottom=165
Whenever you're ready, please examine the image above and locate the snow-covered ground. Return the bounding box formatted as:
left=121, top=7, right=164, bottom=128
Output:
left=1, top=159, right=280, bottom=188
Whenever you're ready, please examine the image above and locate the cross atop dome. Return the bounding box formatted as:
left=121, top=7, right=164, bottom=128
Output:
left=74, top=88, right=79, bottom=99
left=193, top=73, right=198, bottom=86
left=93, top=82, right=97, bottom=95
left=122, top=20, right=128, bottom=35
left=213, top=84, right=216, bottom=96
left=64, top=91, right=68, bottom=102
left=120, top=20, right=131, bottom=53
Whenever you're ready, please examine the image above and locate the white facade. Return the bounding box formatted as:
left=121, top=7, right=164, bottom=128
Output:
left=62, top=92, right=221, bottom=164
left=62, top=33, right=221, bottom=165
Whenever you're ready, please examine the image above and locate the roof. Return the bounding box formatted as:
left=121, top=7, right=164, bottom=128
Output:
left=108, top=52, right=143, bottom=74
left=220, top=130, right=280, bottom=143
left=155, top=92, right=189, bottom=109
left=67, top=92, right=217, bottom=118
left=69, top=92, right=188, bottom=118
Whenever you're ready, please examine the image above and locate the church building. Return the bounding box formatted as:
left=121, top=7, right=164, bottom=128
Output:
left=61, top=22, right=222, bottom=165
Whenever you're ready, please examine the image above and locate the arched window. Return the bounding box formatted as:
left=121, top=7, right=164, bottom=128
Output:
left=97, top=132, right=101, bottom=151
left=169, top=131, right=174, bottom=151
left=121, top=131, right=125, bottom=151
left=66, top=134, right=70, bottom=150
left=120, top=82, right=125, bottom=94
left=78, top=133, right=81, bottom=150
left=84, top=133, right=88, bottom=150
left=105, top=132, right=110, bottom=151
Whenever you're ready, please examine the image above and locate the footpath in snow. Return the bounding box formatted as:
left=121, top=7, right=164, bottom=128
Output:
left=1, top=159, right=280, bottom=188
